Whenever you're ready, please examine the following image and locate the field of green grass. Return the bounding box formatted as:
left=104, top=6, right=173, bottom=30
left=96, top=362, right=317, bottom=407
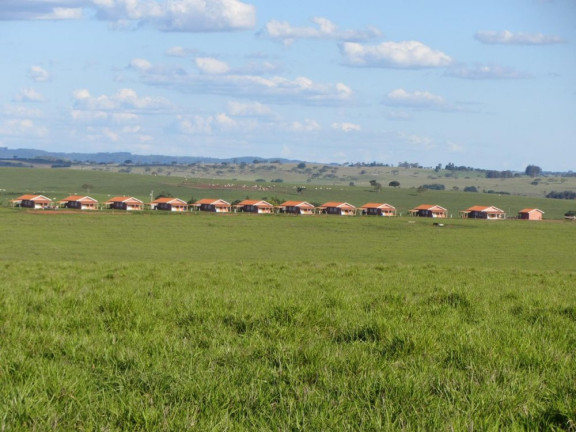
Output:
left=1, top=164, right=576, bottom=429
left=1, top=208, right=575, bottom=429
left=2, top=166, right=575, bottom=219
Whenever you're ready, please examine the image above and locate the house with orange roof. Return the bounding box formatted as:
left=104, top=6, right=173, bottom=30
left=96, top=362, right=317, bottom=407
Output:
left=277, top=200, right=315, bottom=215
left=149, top=197, right=188, bottom=212
left=104, top=196, right=144, bottom=211
left=192, top=198, right=231, bottom=213
left=409, top=204, right=447, bottom=218
left=58, top=195, right=99, bottom=210
left=460, top=205, right=505, bottom=220
left=518, top=208, right=544, bottom=220
left=11, top=194, right=53, bottom=209
left=360, top=202, right=396, bottom=216
left=318, top=202, right=356, bottom=216
left=233, top=199, right=274, bottom=214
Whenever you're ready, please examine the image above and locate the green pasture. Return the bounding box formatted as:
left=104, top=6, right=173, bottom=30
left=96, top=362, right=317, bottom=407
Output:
left=1, top=195, right=575, bottom=429
left=1, top=261, right=575, bottom=430
left=1, top=167, right=574, bottom=219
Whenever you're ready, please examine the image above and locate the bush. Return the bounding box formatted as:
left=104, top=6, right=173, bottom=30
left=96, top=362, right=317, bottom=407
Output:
left=419, top=184, right=445, bottom=191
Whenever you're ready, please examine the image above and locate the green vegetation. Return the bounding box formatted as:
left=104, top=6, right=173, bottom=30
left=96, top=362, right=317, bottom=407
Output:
left=1, top=167, right=576, bottom=429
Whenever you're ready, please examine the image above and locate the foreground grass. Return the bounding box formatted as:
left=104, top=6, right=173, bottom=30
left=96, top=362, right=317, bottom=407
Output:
left=1, top=262, right=575, bottom=430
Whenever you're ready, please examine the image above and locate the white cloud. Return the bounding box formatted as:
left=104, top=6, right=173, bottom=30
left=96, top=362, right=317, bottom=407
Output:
left=226, top=101, right=276, bottom=117
left=262, top=17, right=381, bottom=45
left=195, top=57, right=230, bottom=74
left=129, top=58, right=153, bottom=72
left=133, top=59, right=354, bottom=105
left=382, top=89, right=465, bottom=112
left=72, top=88, right=174, bottom=112
left=340, top=40, right=452, bottom=69
left=2, top=104, right=43, bottom=118
left=446, top=64, right=529, bottom=80
left=28, top=66, right=51, bottom=82
left=331, top=122, right=361, bottom=132
left=288, top=119, right=321, bottom=132
left=0, top=119, right=48, bottom=138
left=166, top=46, right=198, bottom=57
left=1, top=0, right=256, bottom=32
left=13, top=88, right=46, bottom=103
left=475, top=30, right=564, bottom=45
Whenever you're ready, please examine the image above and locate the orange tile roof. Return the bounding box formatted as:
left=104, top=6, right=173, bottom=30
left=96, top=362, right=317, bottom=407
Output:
left=360, top=203, right=395, bottom=209
left=236, top=199, right=273, bottom=207
left=105, top=196, right=143, bottom=204
left=464, top=205, right=504, bottom=213
left=519, top=208, right=543, bottom=213
left=280, top=201, right=315, bottom=208
left=152, top=197, right=187, bottom=204
left=13, top=194, right=52, bottom=203
left=412, top=204, right=446, bottom=211
left=195, top=198, right=227, bottom=205
left=59, top=195, right=98, bottom=203
left=320, top=202, right=356, bottom=209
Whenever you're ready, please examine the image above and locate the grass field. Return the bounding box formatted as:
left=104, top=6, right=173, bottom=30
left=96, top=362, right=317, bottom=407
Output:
left=2, top=166, right=575, bottom=219
left=1, top=209, right=575, bottom=429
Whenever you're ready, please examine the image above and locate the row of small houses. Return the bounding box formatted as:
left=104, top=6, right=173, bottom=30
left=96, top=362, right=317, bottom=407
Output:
left=10, top=194, right=545, bottom=220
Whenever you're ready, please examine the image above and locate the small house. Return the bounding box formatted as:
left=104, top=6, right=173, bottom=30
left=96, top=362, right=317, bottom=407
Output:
left=360, top=203, right=396, bottom=216
left=11, top=194, right=52, bottom=209
left=234, top=199, right=274, bottom=214
left=409, top=204, right=447, bottom=218
left=318, top=202, right=356, bottom=216
left=518, top=208, right=544, bottom=220
left=149, top=197, right=188, bottom=212
left=277, top=201, right=315, bottom=215
left=193, top=199, right=231, bottom=213
left=58, top=195, right=99, bottom=210
left=460, top=205, right=505, bottom=220
left=104, top=196, right=144, bottom=211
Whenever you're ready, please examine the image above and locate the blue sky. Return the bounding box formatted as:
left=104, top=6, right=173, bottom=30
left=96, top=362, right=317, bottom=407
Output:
left=1, top=0, right=575, bottom=170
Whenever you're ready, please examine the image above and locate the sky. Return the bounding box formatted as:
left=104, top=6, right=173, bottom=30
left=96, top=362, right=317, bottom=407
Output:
left=1, top=0, right=575, bottom=170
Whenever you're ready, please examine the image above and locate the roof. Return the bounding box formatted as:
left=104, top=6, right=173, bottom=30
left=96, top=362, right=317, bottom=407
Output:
left=236, top=199, right=273, bottom=207
left=58, top=195, right=98, bottom=203
left=411, top=204, right=447, bottom=212
left=519, top=208, right=544, bottom=214
left=319, top=202, right=356, bottom=209
left=194, top=198, right=230, bottom=206
left=279, top=201, right=315, bottom=208
left=12, top=194, right=52, bottom=202
left=151, top=197, right=187, bottom=205
left=105, top=196, right=143, bottom=204
left=463, top=205, right=504, bottom=213
left=360, top=203, right=396, bottom=209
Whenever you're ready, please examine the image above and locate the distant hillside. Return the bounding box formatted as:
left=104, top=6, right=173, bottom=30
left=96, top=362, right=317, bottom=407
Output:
left=0, top=147, right=301, bottom=165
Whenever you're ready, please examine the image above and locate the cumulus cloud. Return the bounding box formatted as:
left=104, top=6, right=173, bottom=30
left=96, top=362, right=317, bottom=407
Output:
left=475, top=30, right=564, bottom=45
left=72, top=88, right=174, bottom=112
left=0, top=119, right=48, bottom=138
left=340, top=41, right=452, bottom=69
left=1, top=0, right=256, bottom=32
left=132, top=59, right=354, bottom=105
left=166, top=46, right=198, bottom=57
left=13, top=88, right=46, bottom=103
left=226, top=101, right=276, bottom=117
left=381, top=89, right=466, bottom=112
left=331, top=122, right=361, bottom=132
left=446, top=63, right=529, bottom=80
left=261, top=17, right=381, bottom=45
left=28, top=66, right=51, bottom=82
left=195, top=57, right=230, bottom=74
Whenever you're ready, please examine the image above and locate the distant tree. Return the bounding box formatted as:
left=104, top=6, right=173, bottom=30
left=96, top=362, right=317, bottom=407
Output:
left=349, top=182, right=355, bottom=187
left=434, top=163, right=442, bottom=172
left=297, top=186, right=306, bottom=194
left=155, top=191, right=173, bottom=199
left=420, top=184, right=445, bottom=191
left=297, top=162, right=306, bottom=169
left=81, top=183, right=93, bottom=193
left=463, top=186, right=478, bottom=192
left=388, top=180, right=400, bottom=188
left=525, top=165, right=542, bottom=178
left=369, top=180, right=382, bottom=191
left=271, top=178, right=284, bottom=183
left=123, top=159, right=133, bottom=164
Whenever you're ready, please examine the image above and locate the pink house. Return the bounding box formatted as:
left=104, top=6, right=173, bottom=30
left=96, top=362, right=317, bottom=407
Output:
left=518, top=208, right=544, bottom=220
left=11, top=194, right=53, bottom=209
left=104, top=196, right=144, bottom=211
left=58, top=195, right=99, bottom=210
left=360, top=203, right=397, bottom=216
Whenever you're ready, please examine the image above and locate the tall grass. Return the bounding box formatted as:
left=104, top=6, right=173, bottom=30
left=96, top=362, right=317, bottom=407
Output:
left=0, top=262, right=574, bottom=430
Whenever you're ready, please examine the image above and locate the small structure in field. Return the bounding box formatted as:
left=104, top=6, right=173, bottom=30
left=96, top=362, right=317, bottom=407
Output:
left=192, top=199, right=231, bottom=213
left=460, top=205, right=506, bottom=220
left=149, top=197, right=188, bottom=212
left=277, top=201, right=316, bottom=215
left=518, top=208, right=544, bottom=220
left=11, top=194, right=53, bottom=209
left=318, top=202, right=356, bottom=216
left=409, top=204, right=448, bottom=218
left=234, top=199, right=274, bottom=214
left=58, top=195, right=99, bottom=210
left=104, top=196, right=144, bottom=211
left=360, top=203, right=396, bottom=216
